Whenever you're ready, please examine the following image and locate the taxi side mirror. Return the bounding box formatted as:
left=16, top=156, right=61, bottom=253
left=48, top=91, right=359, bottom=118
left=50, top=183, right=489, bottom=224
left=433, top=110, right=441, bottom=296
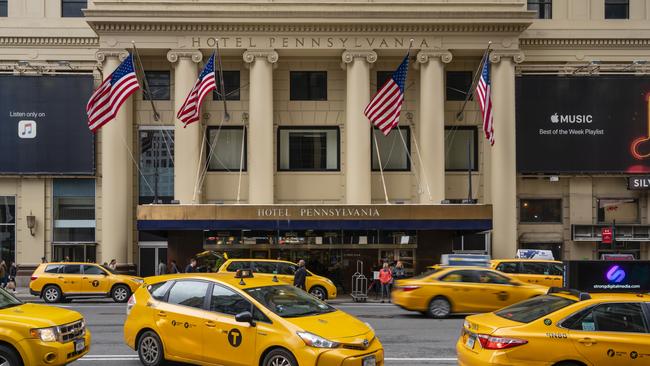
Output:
left=235, top=311, right=256, bottom=327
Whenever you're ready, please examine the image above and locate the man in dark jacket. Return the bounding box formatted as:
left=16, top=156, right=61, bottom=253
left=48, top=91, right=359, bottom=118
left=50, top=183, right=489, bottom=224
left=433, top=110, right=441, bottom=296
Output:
left=293, top=259, right=307, bottom=290
left=185, top=258, right=197, bottom=273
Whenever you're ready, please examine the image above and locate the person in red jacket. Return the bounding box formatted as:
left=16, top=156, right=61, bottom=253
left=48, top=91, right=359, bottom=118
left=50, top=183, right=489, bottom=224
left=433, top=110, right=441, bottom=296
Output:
left=379, top=262, right=393, bottom=303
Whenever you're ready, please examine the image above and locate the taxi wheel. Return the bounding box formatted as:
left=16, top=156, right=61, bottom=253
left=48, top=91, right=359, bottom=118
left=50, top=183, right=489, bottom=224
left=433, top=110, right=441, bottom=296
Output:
left=0, top=344, right=23, bottom=366
left=427, top=297, right=451, bottom=319
left=137, top=331, right=166, bottom=366
left=309, top=286, right=327, bottom=301
left=262, top=348, right=298, bottom=366
left=111, top=284, right=131, bottom=303
left=42, top=285, right=62, bottom=303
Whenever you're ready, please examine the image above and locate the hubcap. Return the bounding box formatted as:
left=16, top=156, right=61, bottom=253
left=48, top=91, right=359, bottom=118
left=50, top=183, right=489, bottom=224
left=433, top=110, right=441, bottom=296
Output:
left=0, top=355, right=9, bottom=366
left=114, top=287, right=128, bottom=301
left=310, top=288, right=325, bottom=300
left=45, top=288, right=58, bottom=301
left=269, top=355, right=292, bottom=366
left=430, top=299, right=450, bottom=317
left=140, top=337, right=159, bottom=364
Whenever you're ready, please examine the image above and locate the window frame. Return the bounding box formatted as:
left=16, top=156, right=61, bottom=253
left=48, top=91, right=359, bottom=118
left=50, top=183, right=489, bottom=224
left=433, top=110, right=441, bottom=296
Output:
left=61, top=0, right=87, bottom=17
left=142, top=71, right=171, bottom=101
left=165, top=279, right=212, bottom=311
left=277, top=126, right=341, bottom=172
left=82, top=264, right=107, bottom=276
left=138, top=126, right=175, bottom=204
left=519, top=198, right=563, bottom=224
left=212, top=70, right=241, bottom=101
left=52, top=180, right=96, bottom=244
left=559, top=302, right=650, bottom=334
left=289, top=71, right=328, bottom=101
left=371, top=126, right=411, bottom=172
left=205, top=126, right=247, bottom=172
left=527, top=0, right=552, bottom=19
left=596, top=197, right=639, bottom=224
left=605, top=0, right=629, bottom=20
left=445, top=126, right=479, bottom=172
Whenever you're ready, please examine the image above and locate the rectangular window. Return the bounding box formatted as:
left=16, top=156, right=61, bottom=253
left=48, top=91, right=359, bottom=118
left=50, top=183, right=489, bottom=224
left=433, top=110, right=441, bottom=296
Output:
left=207, top=126, right=246, bottom=171
left=61, top=0, right=86, bottom=17
left=372, top=127, right=410, bottom=171
left=446, top=71, right=473, bottom=101
left=168, top=281, right=209, bottom=309
left=290, top=71, right=327, bottom=101
left=0, top=197, right=15, bottom=264
left=605, top=0, right=629, bottom=19
left=143, top=71, right=170, bottom=100
left=139, top=128, right=174, bottom=204
left=528, top=0, right=552, bottom=19
left=212, top=71, right=241, bottom=101
left=597, top=198, right=639, bottom=223
left=445, top=126, right=478, bottom=171
left=53, top=179, right=95, bottom=242
left=519, top=199, right=562, bottom=223
left=0, top=0, right=7, bottom=17
left=52, top=244, right=96, bottom=263
left=278, top=127, right=339, bottom=171
left=376, top=71, right=392, bottom=91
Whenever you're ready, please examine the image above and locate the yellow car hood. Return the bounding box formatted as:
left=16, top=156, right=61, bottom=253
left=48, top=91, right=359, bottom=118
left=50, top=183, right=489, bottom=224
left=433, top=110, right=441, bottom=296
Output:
left=1, top=303, right=82, bottom=328
left=115, top=274, right=143, bottom=282
left=286, top=310, right=372, bottom=341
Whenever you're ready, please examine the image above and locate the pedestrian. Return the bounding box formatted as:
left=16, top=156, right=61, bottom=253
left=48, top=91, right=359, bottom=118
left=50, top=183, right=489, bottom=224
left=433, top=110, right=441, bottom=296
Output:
left=0, top=260, right=6, bottom=289
left=41, top=256, right=47, bottom=264
left=8, top=262, right=17, bottom=292
left=108, top=259, right=117, bottom=270
left=170, top=259, right=180, bottom=274
left=157, top=259, right=167, bottom=276
left=184, top=258, right=197, bottom=273
left=392, top=261, right=406, bottom=280
left=379, top=262, right=393, bottom=303
left=64, top=256, right=70, bottom=262
left=293, top=259, right=307, bottom=290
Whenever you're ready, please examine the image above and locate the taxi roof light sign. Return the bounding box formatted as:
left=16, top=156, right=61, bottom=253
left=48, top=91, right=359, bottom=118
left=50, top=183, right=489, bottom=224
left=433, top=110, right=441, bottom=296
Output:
left=235, top=269, right=254, bottom=279
left=547, top=287, right=591, bottom=301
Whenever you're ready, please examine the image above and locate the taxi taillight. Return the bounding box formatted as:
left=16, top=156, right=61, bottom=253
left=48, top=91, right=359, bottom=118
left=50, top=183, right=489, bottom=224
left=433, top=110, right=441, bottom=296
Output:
left=477, top=334, right=527, bottom=350
left=30, top=276, right=38, bottom=281
left=400, top=286, right=420, bottom=292
left=126, top=295, right=136, bottom=316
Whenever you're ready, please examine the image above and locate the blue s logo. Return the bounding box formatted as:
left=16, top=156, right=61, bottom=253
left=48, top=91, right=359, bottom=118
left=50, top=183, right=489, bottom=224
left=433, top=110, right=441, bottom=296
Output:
left=606, top=265, right=626, bottom=283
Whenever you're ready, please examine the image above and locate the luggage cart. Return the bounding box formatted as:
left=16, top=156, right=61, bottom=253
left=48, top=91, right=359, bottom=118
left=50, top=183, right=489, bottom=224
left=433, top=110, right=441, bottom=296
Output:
left=350, top=260, right=368, bottom=303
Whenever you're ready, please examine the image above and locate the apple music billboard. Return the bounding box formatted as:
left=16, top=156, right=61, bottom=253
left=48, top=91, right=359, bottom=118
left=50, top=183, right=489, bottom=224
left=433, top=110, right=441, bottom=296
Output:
left=516, top=76, right=650, bottom=173
left=0, top=75, right=95, bottom=174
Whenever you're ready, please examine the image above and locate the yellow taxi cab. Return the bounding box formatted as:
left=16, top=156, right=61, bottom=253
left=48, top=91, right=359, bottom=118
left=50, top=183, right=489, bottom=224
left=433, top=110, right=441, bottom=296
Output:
left=457, top=288, right=650, bottom=366
left=0, top=287, right=91, bottom=365
left=392, top=266, right=548, bottom=318
left=217, top=259, right=337, bottom=300
left=124, top=270, right=383, bottom=366
left=491, top=259, right=564, bottom=287
left=29, top=262, right=144, bottom=303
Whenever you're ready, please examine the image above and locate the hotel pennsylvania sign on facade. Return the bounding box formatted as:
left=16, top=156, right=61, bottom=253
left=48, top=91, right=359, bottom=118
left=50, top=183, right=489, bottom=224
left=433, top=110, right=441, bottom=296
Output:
left=187, top=36, right=435, bottom=50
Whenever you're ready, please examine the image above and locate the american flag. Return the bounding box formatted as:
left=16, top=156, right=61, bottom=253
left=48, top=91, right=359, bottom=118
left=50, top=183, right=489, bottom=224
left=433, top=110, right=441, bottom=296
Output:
left=476, top=57, right=494, bottom=145
left=86, top=54, right=140, bottom=132
left=176, top=53, right=215, bottom=126
left=364, top=54, right=409, bottom=135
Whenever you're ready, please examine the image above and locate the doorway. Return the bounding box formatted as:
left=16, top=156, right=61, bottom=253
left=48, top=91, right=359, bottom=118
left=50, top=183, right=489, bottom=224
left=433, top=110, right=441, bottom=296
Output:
left=139, top=242, right=168, bottom=277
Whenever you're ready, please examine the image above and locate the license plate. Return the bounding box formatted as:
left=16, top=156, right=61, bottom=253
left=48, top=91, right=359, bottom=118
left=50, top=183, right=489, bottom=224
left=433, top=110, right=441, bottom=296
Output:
left=75, top=340, right=85, bottom=353
left=363, top=356, right=376, bottom=366
left=465, top=333, right=476, bottom=349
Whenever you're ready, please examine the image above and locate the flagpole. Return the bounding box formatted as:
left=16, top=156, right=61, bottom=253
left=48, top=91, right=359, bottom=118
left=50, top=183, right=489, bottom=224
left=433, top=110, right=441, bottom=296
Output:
left=456, top=41, right=492, bottom=121
left=372, top=131, right=390, bottom=204
left=214, top=39, right=230, bottom=121
left=131, top=41, right=161, bottom=121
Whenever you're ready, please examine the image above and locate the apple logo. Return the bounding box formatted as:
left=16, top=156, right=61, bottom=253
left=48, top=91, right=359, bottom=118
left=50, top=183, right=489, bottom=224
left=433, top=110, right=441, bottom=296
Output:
left=550, top=113, right=559, bottom=123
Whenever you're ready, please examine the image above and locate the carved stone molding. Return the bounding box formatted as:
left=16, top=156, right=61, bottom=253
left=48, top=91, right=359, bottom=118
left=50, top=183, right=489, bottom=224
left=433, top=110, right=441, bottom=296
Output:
left=96, top=49, right=129, bottom=63
left=521, top=38, right=650, bottom=49
left=341, top=50, right=377, bottom=64
left=242, top=50, right=279, bottom=65
left=489, top=50, right=525, bottom=64
left=166, top=49, right=203, bottom=63
left=416, top=50, right=453, bottom=64
left=0, top=36, right=99, bottom=48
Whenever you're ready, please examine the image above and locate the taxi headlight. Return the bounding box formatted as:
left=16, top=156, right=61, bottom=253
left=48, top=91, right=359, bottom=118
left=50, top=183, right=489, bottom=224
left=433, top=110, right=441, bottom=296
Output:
left=132, top=278, right=144, bottom=285
left=31, top=327, right=59, bottom=342
left=297, top=331, right=340, bottom=349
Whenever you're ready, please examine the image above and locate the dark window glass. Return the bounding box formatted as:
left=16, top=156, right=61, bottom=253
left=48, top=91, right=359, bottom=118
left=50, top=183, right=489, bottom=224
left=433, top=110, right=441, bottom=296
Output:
left=290, top=71, right=327, bottom=101
left=496, top=262, right=519, bottom=274
left=278, top=127, right=339, bottom=171
left=0, top=196, right=15, bottom=224
left=439, top=270, right=480, bottom=283
left=528, top=0, right=552, bottom=19
left=372, top=127, right=410, bottom=171
left=277, top=263, right=296, bottom=275
left=207, top=127, right=246, bottom=171
left=549, top=263, right=564, bottom=276
left=563, top=303, right=647, bottom=333
left=0, top=0, right=7, bottom=17
left=61, top=0, right=86, bottom=17
left=245, top=285, right=336, bottom=318
left=446, top=71, right=472, bottom=101
left=226, top=261, right=250, bottom=272
left=139, top=129, right=174, bottom=204
left=149, top=281, right=173, bottom=301
left=210, top=285, right=251, bottom=316
left=83, top=265, right=105, bottom=275
left=142, top=71, right=170, bottom=100
left=53, top=180, right=95, bottom=242
left=167, top=281, right=209, bottom=309
left=520, top=199, right=562, bottom=223
left=376, top=71, right=392, bottom=91
left=212, top=71, right=241, bottom=100
left=252, top=262, right=276, bottom=274
left=478, top=271, right=511, bottom=284
left=63, top=265, right=81, bottom=274
left=445, top=127, right=478, bottom=171
left=605, top=0, right=629, bottom=19
left=597, top=198, right=638, bottom=223
left=52, top=244, right=95, bottom=263
left=521, top=262, right=552, bottom=275
left=497, top=295, right=576, bottom=323
left=45, top=264, right=63, bottom=274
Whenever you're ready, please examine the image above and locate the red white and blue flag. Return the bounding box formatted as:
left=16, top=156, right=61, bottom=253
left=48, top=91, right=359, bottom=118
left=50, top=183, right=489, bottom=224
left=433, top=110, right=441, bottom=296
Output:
left=364, top=54, right=409, bottom=135
left=177, top=53, right=216, bottom=126
left=86, top=53, right=140, bottom=132
left=476, top=57, right=494, bottom=145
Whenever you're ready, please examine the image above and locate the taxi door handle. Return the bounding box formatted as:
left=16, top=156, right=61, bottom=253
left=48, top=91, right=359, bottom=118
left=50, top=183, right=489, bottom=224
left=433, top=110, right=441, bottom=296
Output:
left=157, top=311, right=167, bottom=317
left=83, top=277, right=89, bottom=280
left=578, top=338, right=597, bottom=345
left=58, top=277, right=65, bottom=280
left=205, top=321, right=217, bottom=328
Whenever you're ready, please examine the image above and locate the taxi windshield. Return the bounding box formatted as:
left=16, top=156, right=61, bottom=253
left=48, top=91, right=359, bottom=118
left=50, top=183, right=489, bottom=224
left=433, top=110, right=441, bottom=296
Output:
left=0, top=288, right=22, bottom=309
left=496, top=295, right=576, bottom=323
left=245, top=285, right=336, bottom=318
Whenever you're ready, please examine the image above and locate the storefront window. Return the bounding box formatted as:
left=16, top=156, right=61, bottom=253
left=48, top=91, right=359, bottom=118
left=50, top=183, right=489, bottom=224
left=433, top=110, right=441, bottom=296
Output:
left=519, top=199, right=562, bottom=223
left=453, top=233, right=489, bottom=252
left=139, top=127, right=174, bottom=204
left=207, top=127, right=246, bottom=171
left=597, top=198, right=638, bottom=224
left=204, top=230, right=242, bottom=246
left=53, top=179, right=95, bottom=242
left=372, top=127, right=411, bottom=171
left=278, top=127, right=339, bottom=171
left=0, top=197, right=15, bottom=263
left=242, top=230, right=275, bottom=245
left=52, top=244, right=96, bottom=263
left=378, top=230, right=417, bottom=245
left=278, top=230, right=341, bottom=245
left=343, top=230, right=379, bottom=245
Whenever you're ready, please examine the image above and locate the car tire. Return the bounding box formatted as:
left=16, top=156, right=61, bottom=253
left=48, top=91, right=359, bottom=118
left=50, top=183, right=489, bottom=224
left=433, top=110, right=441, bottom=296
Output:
left=309, top=286, right=328, bottom=301
left=427, top=297, right=451, bottom=319
left=137, top=331, right=166, bottom=366
left=262, top=348, right=298, bottom=366
left=0, top=344, right=23, bottom=366
left=111, top=284, right=131, bottom=303
left=42, top=285, right=62, bottom=304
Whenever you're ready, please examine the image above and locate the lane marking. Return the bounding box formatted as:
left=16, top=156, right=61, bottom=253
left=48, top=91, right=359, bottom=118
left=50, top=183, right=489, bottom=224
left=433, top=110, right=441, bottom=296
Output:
left=385, top=358, right=457, bottom=361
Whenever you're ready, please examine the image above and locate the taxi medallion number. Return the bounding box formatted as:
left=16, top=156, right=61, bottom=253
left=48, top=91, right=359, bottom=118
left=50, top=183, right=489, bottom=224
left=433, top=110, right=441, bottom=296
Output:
left=75, top=339, right=85, bottom=353
left=363, top=355, right=376, bottom=366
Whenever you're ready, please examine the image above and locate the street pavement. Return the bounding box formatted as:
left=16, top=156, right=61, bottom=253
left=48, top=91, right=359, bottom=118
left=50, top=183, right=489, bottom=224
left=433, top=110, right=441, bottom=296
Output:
left=17, top=291, right=462, bottom=366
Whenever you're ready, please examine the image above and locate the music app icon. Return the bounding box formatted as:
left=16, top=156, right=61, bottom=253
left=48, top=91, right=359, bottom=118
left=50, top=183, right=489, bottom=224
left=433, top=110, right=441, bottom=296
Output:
left=18, top=120, right=37, bottom=139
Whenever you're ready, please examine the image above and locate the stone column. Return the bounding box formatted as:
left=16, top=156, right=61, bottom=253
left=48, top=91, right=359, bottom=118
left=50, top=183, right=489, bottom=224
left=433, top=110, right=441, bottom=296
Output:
left=96, top=49, right=133, bottom=265
left=243, top=50, right=278, bottom=204
left=167, top=50, right=203, bottom=204
left=342, top=50, right=377, bottom=204
left=489, top=50, right=524, bottom=258
left=416, top=51, right=452, bottom=204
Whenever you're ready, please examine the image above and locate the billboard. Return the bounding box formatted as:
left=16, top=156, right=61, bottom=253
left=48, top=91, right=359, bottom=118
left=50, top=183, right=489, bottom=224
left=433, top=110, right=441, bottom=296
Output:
left=516, top=76, right=650, bottom=173
left=565, top=260, right=650, bottom=293
left=0, top=75, right=94, bottom=174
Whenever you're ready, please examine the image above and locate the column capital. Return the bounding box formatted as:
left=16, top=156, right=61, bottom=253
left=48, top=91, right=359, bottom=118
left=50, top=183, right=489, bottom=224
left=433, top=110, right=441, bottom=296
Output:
left=167, top=49, right=203, bottom=64
left=341, top=50, right=377, bottom=65
left=95, top=49, right=129, bottom=63
left=489, top=50, right=525, bottom=64
left=416, top=50, right=453, bottom=65
left=243, top=49, right=279, bottom=64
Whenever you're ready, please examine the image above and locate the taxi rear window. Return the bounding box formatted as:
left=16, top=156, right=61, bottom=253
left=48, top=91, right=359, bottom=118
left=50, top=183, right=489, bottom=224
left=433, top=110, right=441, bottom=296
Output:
left=496, top=295, right=576, bottom=323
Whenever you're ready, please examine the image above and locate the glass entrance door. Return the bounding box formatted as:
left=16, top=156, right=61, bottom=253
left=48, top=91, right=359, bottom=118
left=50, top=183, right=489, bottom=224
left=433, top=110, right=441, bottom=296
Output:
left=138, top=242, right=168, bottom=277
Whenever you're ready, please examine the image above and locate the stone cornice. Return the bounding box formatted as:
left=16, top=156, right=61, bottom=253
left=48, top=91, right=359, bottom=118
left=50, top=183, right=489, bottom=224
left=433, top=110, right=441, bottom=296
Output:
left=167, top=49, right=203, bottom=63
left=489, top=50, right=525, bottom=64
left=521, top=38, right=650, bottom=49
left=242, top=50, right=279, bottom=64
left=0, top=36, right=99, bottom=48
